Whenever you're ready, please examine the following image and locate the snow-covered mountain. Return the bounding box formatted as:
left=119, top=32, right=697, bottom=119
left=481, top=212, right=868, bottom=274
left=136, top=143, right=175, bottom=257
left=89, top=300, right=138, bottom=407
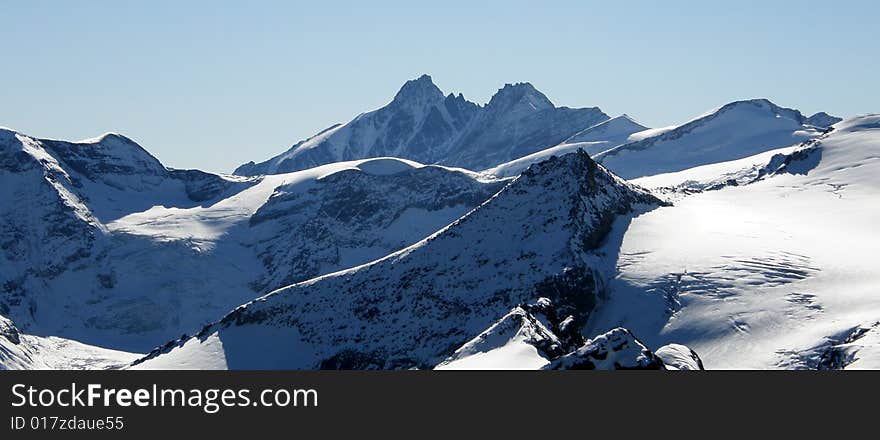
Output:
left=233, top=75, right=609, bottom=175
left=484, top=114, right=650, bottom=177
left=1, top=86, right=873, bottom=371
left=0, top=128, right=506, bottom=354
left=245, top=159, right=506, bottom=292
left=0, top=128, right=258, bottom=350
left=587, top=114, right=880, bottom=369
left=132, top=150, right=662, bottom=369
left=592, top=99, right=837, bottom=179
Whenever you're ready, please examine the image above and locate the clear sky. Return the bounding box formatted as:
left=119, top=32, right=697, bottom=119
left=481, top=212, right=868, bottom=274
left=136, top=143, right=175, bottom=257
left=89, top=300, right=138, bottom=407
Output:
left=2, top=1, right=877, bottom=173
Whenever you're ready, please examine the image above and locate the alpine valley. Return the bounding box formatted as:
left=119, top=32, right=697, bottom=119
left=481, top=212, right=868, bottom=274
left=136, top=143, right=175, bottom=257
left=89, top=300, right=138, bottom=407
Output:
left=2, top=75, right=877, bottom=371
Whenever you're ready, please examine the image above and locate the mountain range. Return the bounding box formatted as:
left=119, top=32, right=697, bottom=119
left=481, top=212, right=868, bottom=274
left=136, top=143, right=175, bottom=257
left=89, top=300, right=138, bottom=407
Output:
left=3, top=74, right=877, bottom=371
left=0, top=126, right=506, bottom=354
left=233, top=75, right=610, bottom=175
left=132, top=150, right=661, bottom=369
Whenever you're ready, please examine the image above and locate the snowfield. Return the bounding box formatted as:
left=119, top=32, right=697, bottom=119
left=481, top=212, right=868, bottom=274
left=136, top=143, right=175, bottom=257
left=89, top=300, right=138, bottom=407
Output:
left=589, top=115, right=880, bottom=369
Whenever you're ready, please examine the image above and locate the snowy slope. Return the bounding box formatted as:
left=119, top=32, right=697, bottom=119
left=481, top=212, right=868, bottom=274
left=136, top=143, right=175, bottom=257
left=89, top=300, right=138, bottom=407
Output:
left=234, top=75, right=608, bottom=175
left=0, top=127, right=280, bottom=351
left=434, top=303, right=562, bottom=370
left=1, top=315, right=138, bottom=370
left=593, top=99, right=833, bottom=179
left=133, top=150, right=661, bottom=369
left=485, top=114, right=650, bottom=177
left=630, top=145, right=800, bottom=191
left=587, top=115, right=880, bottom=369
left=0, top=128, right=505, bottom=356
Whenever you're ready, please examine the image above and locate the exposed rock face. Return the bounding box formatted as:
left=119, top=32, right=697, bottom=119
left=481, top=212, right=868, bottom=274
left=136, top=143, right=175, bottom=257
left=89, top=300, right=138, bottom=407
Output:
left=546, top=327, right=665, bottom=370
left=437, top=299, right=703, bottom=371
left=0, top=315, right=20, bottom=345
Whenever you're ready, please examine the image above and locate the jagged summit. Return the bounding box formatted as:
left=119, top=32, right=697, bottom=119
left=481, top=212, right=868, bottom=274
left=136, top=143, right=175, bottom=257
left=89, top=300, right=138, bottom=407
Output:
left=691, top=99, right=838, bottom=129
left=435, top=297, right=704, bottom=370
left=3, top=85, right=875, bottom=371
left=233, top=75, right=608, bottom=175
left=391, top=74, right=445, bottom=106
left=486, top=82, right=554, bottom=112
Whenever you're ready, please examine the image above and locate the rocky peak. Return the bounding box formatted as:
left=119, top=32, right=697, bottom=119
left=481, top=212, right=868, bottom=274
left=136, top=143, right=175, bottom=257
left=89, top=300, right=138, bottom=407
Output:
left=486, top=82, right=555, bottom=113
left=520, top=150, right=660, bottom=206
left=0, top=315, right=21, bottom=345
left=545, top=327, right=664, bottom=370
left=391, top=74, right=445, bottom=107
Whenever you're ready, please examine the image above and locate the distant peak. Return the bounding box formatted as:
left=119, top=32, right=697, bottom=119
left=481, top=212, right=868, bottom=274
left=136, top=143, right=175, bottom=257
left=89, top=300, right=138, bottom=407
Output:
left=78, top=132, right=137, bottom=146
left=494, top=82, right=540, bottom=98
left=718, top=98, right=799, bottom=114
left=392, top=74, right=444, bottom=105
left=804, top=111, right=843, bottom=129
left=487, top=82, right=554, bottom=111
left=720, top=98, right=776, bottom=110
left=445, top=92, right=467, bottom=101
left=695, top=98, right=806, bottom=124
left=501, top=81, right=538, bottom=92
left=608, top=114, right=647, bottom=128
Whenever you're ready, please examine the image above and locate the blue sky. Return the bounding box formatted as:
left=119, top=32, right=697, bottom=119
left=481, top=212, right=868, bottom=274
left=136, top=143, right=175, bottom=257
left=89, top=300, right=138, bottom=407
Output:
left=1, top=1, right=877, bottom=173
